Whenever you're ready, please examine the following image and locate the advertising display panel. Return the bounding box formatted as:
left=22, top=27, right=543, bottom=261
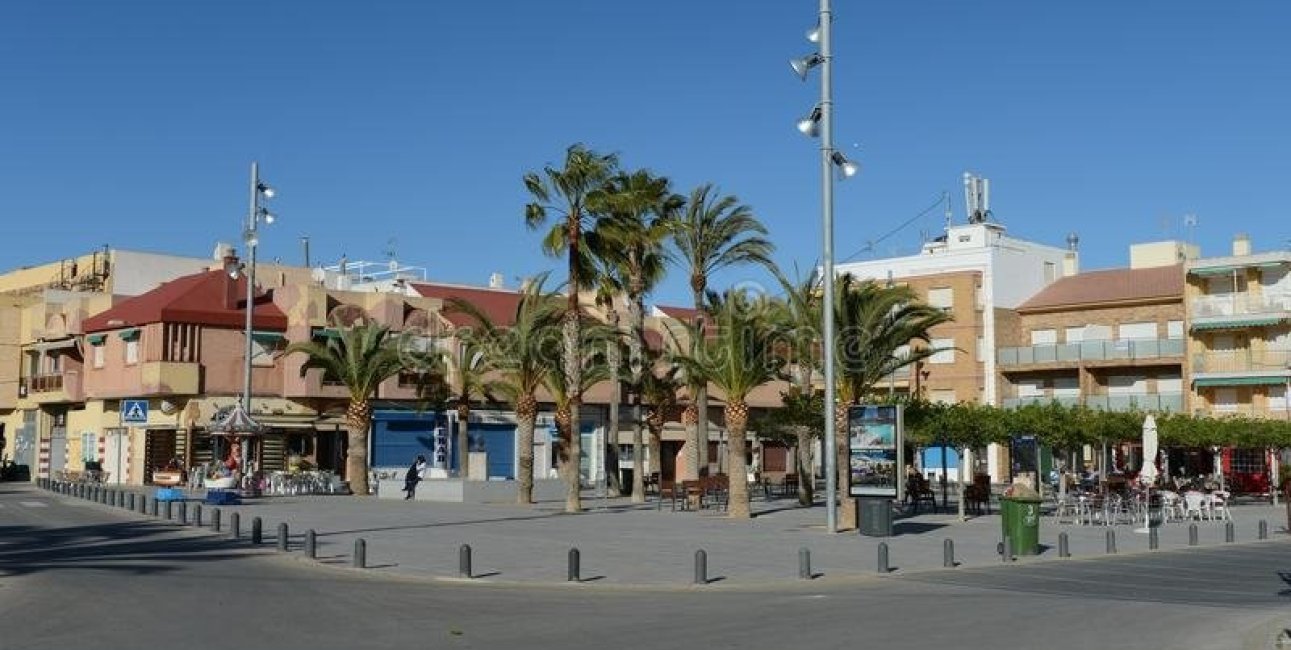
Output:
left=848, top=404, right=904, bottom=498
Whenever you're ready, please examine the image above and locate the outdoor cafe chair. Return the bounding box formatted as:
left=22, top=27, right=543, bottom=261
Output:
left=1209, top=490, right=1232, bottom=521
left=1183, top=491, right=1209, bottom=521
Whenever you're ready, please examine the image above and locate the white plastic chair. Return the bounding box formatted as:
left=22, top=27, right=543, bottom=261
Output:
left=1158, top=491, right=1182, bottom=522
left=1209, top=490, right=1232, bottom=521
left=1183, top=491, right=1208, bottom=521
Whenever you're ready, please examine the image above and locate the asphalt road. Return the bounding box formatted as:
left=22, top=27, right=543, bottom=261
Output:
left=2, top=484, right=1289, bottom=650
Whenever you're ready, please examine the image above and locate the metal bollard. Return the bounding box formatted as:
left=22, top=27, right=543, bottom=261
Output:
left=277, top=523, right=289, bottom=552
left=1149, top=527, right=1159, bottom=550
left=212, top=508, right=222, bottom=532
left=1259, top=520, right=1269, bottom=540
left=139, top=496, right=148, bottom=514
left=305, top=529, right=317, bottom=559
left=1225, top=521, right=1234, bottom=543
left=230, top=512, right=241, bottom=539
left=799, top=547, right=812, bottom=579
left=878, top=542, right=891, bottom=573
left=459, top=544, right=472, bottom=578
left=193, top=504, right=203, bottom=527
left=165, top=500, right=173, bottom=520
left=1002, top=537, right=1013, bottom=562
left=567, top=548, right=580, bottom=582
left=151, top=499, right=159, bottom=517
left=1058, top=532, right=1070, bottom=558
left=252, top=517, right=263, bottom=544
left=943, top=539, right=955, bottom=568
left=1106, top=529, right=1117, bottom=554
left=353, top=538, right=366, bottom=569
left=694, top=549, right=708, bottom=585
left=1188, top=523, right=1198, bottom=546
left=128, top=493, right=136, bottom=511
left=178, top=502, right=187, bottom=525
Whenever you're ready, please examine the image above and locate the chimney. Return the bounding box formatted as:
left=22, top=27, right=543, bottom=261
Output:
left=488, top=272, right=504, bottom=289
left=1232, top=233, right=1251, bottom=256
left=1062, top=252, right=1079, bottom=277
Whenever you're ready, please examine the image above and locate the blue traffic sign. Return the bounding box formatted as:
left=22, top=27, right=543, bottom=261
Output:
left=121, top=399, right=149, bottom=424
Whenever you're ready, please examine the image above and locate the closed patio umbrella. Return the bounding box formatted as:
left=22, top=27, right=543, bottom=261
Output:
left=1135, top=414, right=1158, bottom=533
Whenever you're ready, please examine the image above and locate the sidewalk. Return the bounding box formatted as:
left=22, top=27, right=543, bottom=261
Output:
left=45, top=483, right=1291, bottom=588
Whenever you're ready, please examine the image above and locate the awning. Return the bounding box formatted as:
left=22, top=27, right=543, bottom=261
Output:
left=1194, top=376, right=1290, bottom=387
left=31, top=338, right=77, bottom=351
left=86, top=333, right=107, bottom=345
left=311, top=327, right=341, bottom=341
left=1190, top=265, right=1240, bottom=276
left=251, top=331, right=286, bottom=344
left=1191, top=317, right=1287, bottom=331
left=119, top=328, right=141, bottom=341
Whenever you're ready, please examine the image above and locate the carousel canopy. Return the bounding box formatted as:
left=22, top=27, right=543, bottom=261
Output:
left=208, top=403, right=266, bottom=436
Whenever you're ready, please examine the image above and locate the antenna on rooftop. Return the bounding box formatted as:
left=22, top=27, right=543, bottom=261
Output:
left=943, top=190, right=952, bottom=231
left=962, top=171, right=991, bottom=224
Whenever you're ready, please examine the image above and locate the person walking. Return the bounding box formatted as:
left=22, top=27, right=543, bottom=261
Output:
left=403, top=455, right=427, bottom=500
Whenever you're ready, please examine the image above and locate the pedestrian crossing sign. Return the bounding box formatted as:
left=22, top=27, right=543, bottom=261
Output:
left=121, top=399, right=149, bottom=424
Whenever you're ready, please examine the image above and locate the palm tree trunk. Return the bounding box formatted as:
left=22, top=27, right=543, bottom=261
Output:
left=627, top=292, right=646, bottom=503
left=516, top=395, right=537, bottom=504
left=631, top=413, right=645, bottom=503
left=680, top=404, right=699, bottom=481
left=346, top=399, right=372, bottom=496
left=647, top=416, right=662, bottom=480
left=606, top=310, right=622, bottom=496
left=563, top=313, right=583, bottom=513
left=456, top=402, right=471, bottom=480
left=692, top=289, right=708, bottom=475
left=726, top=401, right=751, bottom=519
left=795, top=425, right=814, bottom=506
left=835, top=403, right=857, bottom=530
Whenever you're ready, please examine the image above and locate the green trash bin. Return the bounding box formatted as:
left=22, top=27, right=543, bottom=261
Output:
left=1000, top=483, right=1043, bottom=556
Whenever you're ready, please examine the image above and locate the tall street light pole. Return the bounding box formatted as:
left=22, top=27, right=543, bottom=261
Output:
left=792, top=0, right=857, bottom=533
left=241, top=162, right=275, bottom=474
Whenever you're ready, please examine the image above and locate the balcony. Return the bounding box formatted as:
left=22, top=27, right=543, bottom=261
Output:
left=998, top=338, right=1185, bottom=366
left=1192, top=350, right=1291, bottom=374
left=1001, top=395, right=1080, bottom=409
left=1085, top=392, right=1185, bottom=413
left=140, top=361, right=201, bottom=395
left=1191, top=294, right=1291, bottom=330
left=22, top=371, right=84, bottom=403
left=1194, top=404, right=1291, bottom=419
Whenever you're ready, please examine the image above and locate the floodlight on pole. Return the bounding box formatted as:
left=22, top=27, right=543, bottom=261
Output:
left=797, top=105, right=822, bottom=138
left=790, top=53, right=823, bottom=80
left=831, top=151, right=859, bottom=178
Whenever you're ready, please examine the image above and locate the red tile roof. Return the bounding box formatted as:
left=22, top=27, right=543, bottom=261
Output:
left=82, top=270, right=287, bottom=332
left=656, top=305, right=700, bottom=322
left=410, top=283, right=523, bottom=328
left=1017, top=265, right=1184, bottom=312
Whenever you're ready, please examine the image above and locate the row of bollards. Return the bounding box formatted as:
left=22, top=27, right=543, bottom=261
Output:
left=38, top=481, right=1280, bottom=583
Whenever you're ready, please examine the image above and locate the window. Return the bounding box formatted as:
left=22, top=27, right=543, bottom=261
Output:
left=1052, top=377, right=1079, bottom=397
left=1016, top=380, right=1044, bottom=397
left=1108, top=375, right=1147, bottom=395
left=927, top=287, right=953, bottom=310
left=1156, top=375, right=1182, bottom=394
left=1030, top=329, right=1057, bottom=345
left=93, top=345, right=104, bottom=369
left=1166, top=320, right=1184, bottom=339
left=1207, top=275, right=1235, bottom=294
left=251, top=339, right=276, bottom=367
left=929, top=338, right=955, bottom=364
left=1269, top=385, right=1289, bottom=412
left=125, top=340, right=139, bottom=365
left=929, top=389, right=956, bottom=404
left=81, top=432, right=97, bottom=462
left=1211, top=387, right=1238, bottom=412
left=1065, top=327, right=1085, bottom=343
left=1117, top=322, right=1156, bottom=340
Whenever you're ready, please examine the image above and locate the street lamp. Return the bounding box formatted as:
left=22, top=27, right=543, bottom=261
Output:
left=239, top=162, right=276, bottom=478
left=791, top=0, right=857, bottom=533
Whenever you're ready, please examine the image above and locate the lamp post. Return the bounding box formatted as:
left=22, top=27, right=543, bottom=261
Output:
left=791, top=0, right=857, bottom=533
left=240, top=162, right=276, bottom=475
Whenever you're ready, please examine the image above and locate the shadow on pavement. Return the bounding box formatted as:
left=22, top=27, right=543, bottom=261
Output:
left=0, top=521, right=253, bottom=578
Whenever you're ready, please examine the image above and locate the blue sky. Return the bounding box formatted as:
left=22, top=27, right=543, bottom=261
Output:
left=2, top=1, right=1288, bottom=306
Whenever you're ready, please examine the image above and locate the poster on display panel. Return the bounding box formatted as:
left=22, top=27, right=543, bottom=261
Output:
left=848, top=404, right=904, bottom=499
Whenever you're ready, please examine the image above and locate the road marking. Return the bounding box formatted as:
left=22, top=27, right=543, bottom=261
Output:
left=19, top=501, right=48, bottom=508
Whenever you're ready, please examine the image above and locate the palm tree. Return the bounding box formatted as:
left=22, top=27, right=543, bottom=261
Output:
left=771, top=267, right=824, bottom=506
left=594, top=169, right=681, bottom=501
left=524, top=143, right=619, bottom=513
left=592, top=275, right=624, bottom=496
left=670, top=183, right=774, bottom=481
left=286, top=320, right=406, bottom=497
left=442, top=336, right=497, bottom=479
left=831, top=273, right=953, bottom=522
left=541, top=318, right=614, bottom=491
left=447, top=277, right=563, bottom=505
left=676, top=289, right=782, bottom=519
left=639, top=353, right=682, bottom=484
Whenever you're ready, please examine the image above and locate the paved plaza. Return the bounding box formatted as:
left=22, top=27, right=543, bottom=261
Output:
left=40, top=482, right=1291, bottom=588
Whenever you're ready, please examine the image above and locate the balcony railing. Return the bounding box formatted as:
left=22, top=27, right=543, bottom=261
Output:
left=1192, top=350, right=1291, bottom=374
left=1001, top=392, right=1184, bottom=412
left=26, top=373, right=64, bottom=392
left=1191, top=294, right=1291, bottom=319
left=1084, top=392, right=1184, bottom=413
left=998, top=337, right=1185, bottom=366
left=1195, top=404, right=1291, bottom=419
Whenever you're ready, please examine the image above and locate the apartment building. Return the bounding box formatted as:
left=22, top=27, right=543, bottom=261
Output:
left=1186, top=234, right=1291, bottom=419
left=998, top=245, right=1188, bottom=414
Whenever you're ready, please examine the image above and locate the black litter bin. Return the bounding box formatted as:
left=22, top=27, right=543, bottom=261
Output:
left=858, top=497, right=893, bottom=537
